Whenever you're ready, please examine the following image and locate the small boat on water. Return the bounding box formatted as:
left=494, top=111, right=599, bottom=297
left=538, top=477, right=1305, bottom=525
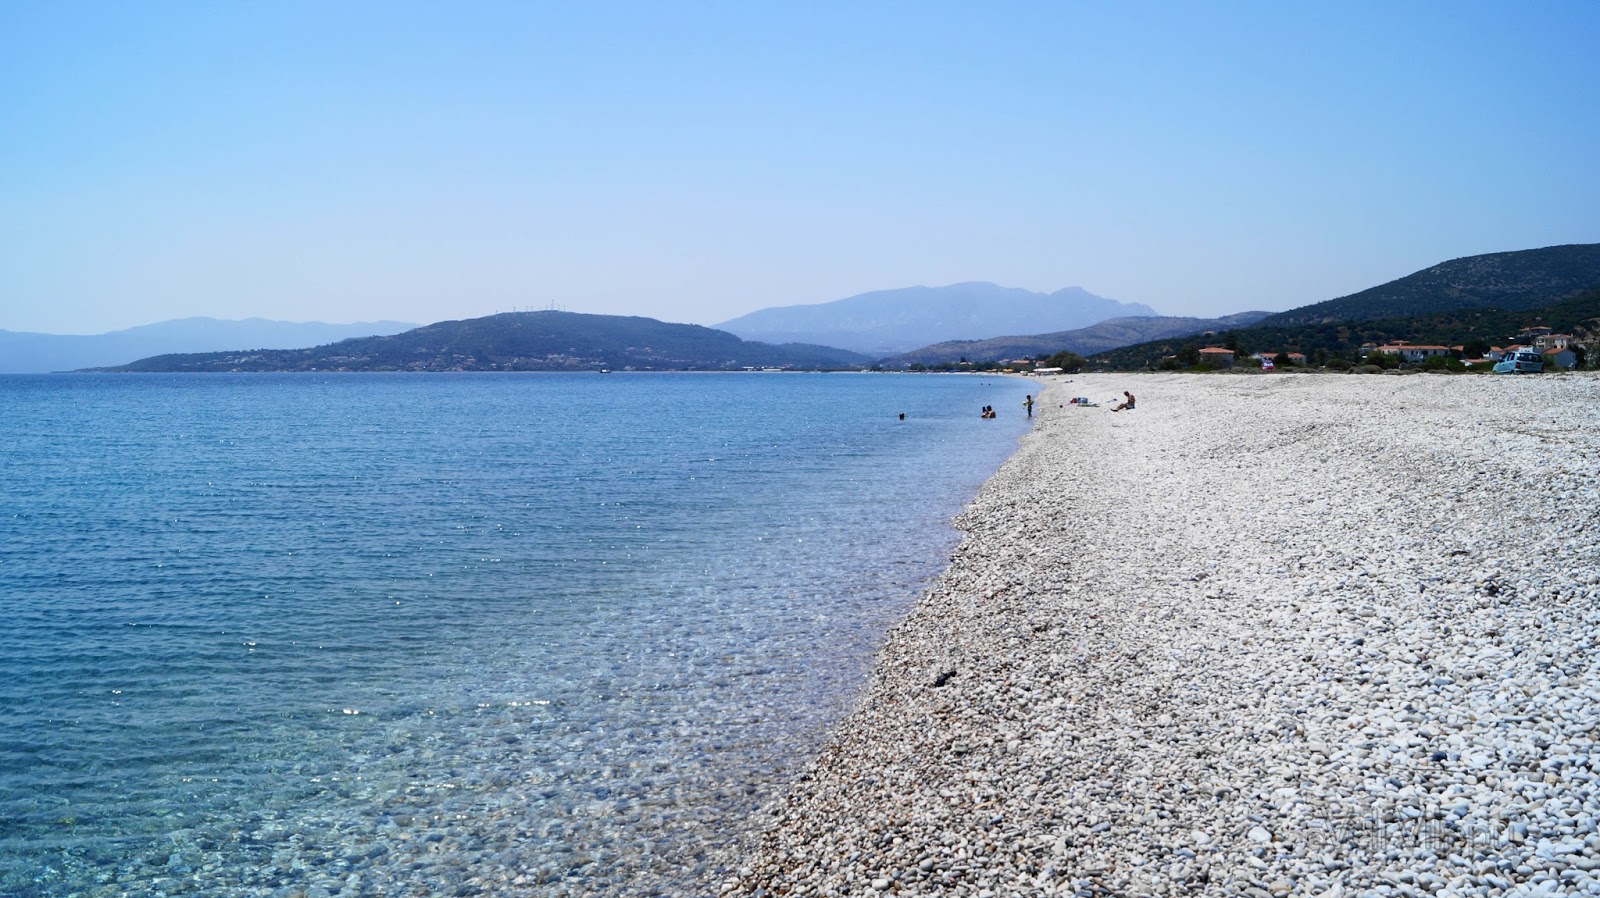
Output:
left=1492, top=349, right=1544, bottom=374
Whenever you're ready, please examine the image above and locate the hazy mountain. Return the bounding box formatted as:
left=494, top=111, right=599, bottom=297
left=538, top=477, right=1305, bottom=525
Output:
left=1259, top=243, right=1600, bottom=328
left=887, top=312, right=1273, bottom=366
left=92, top=311, right=872, bottom=372
left=715, top=282, right=1157, bottom=355
left=0, top=317, right=418, bottom=373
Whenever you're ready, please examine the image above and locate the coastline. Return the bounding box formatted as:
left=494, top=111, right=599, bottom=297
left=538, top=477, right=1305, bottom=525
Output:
left=725, top=372, right=1600, bottom=896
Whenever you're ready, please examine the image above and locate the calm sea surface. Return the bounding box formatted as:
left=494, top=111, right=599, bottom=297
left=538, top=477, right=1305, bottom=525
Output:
left=0, top=372, right=1035, bottom=897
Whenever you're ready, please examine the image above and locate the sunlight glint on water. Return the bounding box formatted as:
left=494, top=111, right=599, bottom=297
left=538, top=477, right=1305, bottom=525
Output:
left=0, top=372, right=1034, bottom=897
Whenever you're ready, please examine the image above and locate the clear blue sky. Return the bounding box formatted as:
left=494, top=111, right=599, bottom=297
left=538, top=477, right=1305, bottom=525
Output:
left=4, top=1, right=1597, bottom=334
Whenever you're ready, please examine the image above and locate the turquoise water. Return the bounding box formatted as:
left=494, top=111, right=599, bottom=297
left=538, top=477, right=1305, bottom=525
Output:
left=0, top=372, right=1035, bottom=897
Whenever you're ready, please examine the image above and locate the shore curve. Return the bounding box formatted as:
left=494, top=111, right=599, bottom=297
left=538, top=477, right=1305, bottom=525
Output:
left=725, top=372, right=1600, bottom=897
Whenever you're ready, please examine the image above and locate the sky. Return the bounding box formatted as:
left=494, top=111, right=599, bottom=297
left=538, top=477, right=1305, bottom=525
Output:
left=3, top=1, right=1598, bottom=335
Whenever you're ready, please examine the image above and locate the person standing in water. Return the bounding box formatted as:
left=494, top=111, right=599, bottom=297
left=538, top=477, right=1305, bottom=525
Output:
left=1023, top=395, right=1034, bottom=418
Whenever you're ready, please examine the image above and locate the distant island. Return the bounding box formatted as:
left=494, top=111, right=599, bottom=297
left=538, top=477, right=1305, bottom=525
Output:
left=88, top=311, right=872, bottom=373
left=1, top=317, right=418, bottom=374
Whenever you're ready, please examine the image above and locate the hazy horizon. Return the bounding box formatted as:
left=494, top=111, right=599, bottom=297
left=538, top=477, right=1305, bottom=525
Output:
left=5, top=2, right=1597, bottom=335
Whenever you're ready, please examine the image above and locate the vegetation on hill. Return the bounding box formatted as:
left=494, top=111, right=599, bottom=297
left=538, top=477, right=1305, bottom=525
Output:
left=1259, top=243, right=1600, bottom=327
left=1091, top=285, right=1600, bottom=370
left=92, top=311, right=872, bottom=372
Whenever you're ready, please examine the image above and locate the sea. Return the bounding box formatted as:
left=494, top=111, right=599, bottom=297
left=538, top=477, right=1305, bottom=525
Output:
left=0, top=372, right=1036, bottom=898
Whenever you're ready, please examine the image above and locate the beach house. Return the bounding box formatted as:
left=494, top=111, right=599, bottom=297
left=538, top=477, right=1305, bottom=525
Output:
left=1197, top=348, right=1235, bottom=367
left=1543, top=347, right=1578, bottom=369
left=1374, top=342, right=1453, bottom=364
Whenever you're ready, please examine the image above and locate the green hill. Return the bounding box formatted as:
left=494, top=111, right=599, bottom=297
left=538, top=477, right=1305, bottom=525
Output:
left=91, top=311, right=872, bottom=372
left=1093, top=285, right=1600, bottom=369
left=1260, top=243, right=1600, bottom=327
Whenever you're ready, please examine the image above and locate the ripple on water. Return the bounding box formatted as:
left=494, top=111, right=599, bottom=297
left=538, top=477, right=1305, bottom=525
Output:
left=0, top=372, right=1035, bottom=897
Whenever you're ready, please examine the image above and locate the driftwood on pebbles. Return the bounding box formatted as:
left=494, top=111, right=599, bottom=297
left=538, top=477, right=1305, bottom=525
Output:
left=725, top=372, right=1600, bottom=897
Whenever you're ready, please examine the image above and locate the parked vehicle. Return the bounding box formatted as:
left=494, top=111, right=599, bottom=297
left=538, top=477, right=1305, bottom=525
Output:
left=1492, top=349, right=1544, bottom=374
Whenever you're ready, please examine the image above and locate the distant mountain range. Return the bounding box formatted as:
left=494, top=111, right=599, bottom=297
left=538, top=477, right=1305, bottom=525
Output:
left=886, top=312, right=1272, bottom=366
left=39, top=242, right=1600, bottom=376
left=1093, top=243, right=1600, bottom=369
left=715, top=282, right=1156, bottom=355
left=0, top=317, right=418, bottom=373
left=92, top=311, right=872, bottom=372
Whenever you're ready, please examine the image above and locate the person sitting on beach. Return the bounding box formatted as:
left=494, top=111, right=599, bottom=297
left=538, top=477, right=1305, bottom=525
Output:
left=1111, top=391, right=1135, bottom=412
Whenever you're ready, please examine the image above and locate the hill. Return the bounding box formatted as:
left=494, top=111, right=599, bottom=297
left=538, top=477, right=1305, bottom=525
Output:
left=885, top=312, right=1272, bottom=367
left=715, top=283, right=1156, bottom=355
left=1259, top=243, right=1600, bottom=327
left=0, top=317, right=418, bottom=373
left=1093, top=285, right=1600, bottom=370
left=90, top=311, right=872, bottom=372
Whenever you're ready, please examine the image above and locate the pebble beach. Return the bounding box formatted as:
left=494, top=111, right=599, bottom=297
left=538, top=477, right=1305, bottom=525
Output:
left=725, top=371, right=1600, bottom=897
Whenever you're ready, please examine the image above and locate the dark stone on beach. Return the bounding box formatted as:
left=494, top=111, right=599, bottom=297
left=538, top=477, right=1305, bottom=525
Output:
left=932, top=669, right=957, bottom=687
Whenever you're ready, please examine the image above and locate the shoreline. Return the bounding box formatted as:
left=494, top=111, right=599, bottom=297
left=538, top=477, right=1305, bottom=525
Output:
left=725, top=372, right=1600, bottom=896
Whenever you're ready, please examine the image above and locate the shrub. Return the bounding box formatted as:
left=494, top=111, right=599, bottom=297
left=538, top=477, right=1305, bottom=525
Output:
left=1419, top=354, right=1467, bottom=372
left=1351, top=364, right=1385, bottom=374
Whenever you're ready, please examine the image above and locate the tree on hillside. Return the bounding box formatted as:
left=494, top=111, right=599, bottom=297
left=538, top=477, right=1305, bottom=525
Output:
left=1364, top=350, right=1399, bottom=369
left=1043, top=350, right=1086, bottom=372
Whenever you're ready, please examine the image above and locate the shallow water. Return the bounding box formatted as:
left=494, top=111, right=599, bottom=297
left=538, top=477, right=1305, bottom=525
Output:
left=0, top=372, right=1034, bottom=897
